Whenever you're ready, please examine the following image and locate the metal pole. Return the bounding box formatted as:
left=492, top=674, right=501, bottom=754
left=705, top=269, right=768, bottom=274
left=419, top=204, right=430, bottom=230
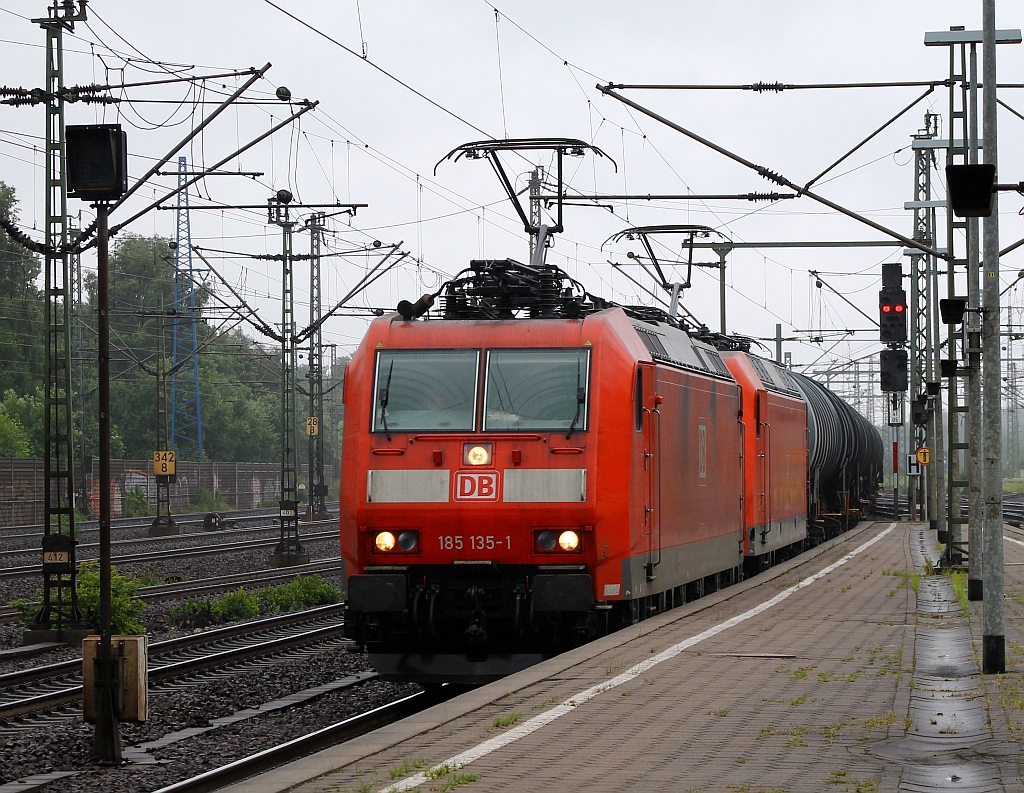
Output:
left=93, top=201, right=121, bottom=762
left=893, top=424, right=900, bottom=520
left=967, top=42, right=985, bottom=600
left=931, top=241, right=946, bottom=540
left=775, top=324, right=783, bottom=364
left=981, top=0, right=1005, bottom=674
left=719, top=248, right=728, bottom=333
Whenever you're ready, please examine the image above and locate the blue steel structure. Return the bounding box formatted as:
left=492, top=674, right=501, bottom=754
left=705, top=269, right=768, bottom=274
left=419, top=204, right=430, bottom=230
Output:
left=171, top=156, right=203, bottom=459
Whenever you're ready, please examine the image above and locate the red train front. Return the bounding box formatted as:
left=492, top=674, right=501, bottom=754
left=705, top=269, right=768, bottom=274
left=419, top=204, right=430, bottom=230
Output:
left=340, top=259, right=881, bottom=683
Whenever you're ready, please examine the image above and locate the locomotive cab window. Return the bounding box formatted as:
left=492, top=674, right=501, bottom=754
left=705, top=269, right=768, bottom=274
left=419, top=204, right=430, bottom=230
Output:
left=484, top=348, right=591, bottom=432
left=372, top=349, right=479, bottom=432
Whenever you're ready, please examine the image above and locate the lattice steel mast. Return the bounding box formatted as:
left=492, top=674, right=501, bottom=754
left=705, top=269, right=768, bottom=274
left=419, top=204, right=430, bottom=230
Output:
left=305, top=212, right=329, bottom=521
left=170, top=156, right=203, bottom=460
left=269, top=190, right=307, bottom=566
left=27, top=0, right=89, bottom=642
left=943, top=35, right=971, bottom=567
left=907, top=112, right=939, bottom=526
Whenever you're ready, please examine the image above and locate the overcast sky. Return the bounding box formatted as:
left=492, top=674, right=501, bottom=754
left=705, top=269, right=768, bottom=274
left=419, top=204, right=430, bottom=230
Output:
left=2, top=1, right=1024, bottom=374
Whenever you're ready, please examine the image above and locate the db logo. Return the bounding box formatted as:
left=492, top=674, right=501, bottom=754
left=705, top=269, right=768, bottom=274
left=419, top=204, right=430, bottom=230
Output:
left=454, top=471, right=499, bottom=501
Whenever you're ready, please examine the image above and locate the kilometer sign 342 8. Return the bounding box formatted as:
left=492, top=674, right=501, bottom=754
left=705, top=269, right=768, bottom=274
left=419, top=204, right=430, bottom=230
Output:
left=454, top=471, right=499, bottom=500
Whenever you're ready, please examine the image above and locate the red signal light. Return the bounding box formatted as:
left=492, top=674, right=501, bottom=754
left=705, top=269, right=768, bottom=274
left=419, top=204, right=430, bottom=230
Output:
left=881, top=304, right=892, bottom=313
left=894, top=304, right=905, bottom=313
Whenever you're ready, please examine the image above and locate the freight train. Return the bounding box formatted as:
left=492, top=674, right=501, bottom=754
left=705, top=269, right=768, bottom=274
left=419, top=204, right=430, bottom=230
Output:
left=340, top=258, right=883, bottom=683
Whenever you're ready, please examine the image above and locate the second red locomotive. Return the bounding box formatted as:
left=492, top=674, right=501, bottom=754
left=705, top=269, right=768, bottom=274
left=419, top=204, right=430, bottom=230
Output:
left=340, top=259, right=882, bottom=683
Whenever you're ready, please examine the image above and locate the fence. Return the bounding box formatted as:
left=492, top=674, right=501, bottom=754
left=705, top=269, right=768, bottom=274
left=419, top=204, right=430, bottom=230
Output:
left=0, top=459, right=336, bottom=526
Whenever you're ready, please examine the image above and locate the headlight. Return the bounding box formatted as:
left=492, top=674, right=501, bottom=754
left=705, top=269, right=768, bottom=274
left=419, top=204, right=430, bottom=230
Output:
left=373, top=530, right=419, bottom=553
left=397, top=530, right=419, bottom=552
left=464, top=443, right=492, bottom=466
left=535, top=530, right=557, bottom=552
left=374, top=531, right=396, bottom=552
left=534, top=529, right=582, bottom=553
left=558, top=530, right=580, bottom=552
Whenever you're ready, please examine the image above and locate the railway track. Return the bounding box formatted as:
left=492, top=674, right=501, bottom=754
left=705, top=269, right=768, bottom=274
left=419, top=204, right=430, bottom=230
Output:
left=874, top=492, right=1024, bottom=523
left=0, top=522, right=288, bottom=560
left=0, top=557, right=346, bottom=623
left=0, top=603, right=348, bottom=724
left=150, top=687, right=458, bottom=793
left=0, top=526, right=338, bottom=580
left=0, top=503, right=340, bottom=538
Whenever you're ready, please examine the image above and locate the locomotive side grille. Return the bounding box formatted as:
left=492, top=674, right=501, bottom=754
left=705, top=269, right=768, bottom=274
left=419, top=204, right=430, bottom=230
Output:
left=503, top=468, right=586, bottom=502
left=635, top=326, right=669, bottom=357
left=367, top=469, right=450, bottom=502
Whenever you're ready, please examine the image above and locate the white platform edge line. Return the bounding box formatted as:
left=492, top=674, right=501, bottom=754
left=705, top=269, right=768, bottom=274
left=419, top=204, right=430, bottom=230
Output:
left=380, top=522, right=898, bottom=792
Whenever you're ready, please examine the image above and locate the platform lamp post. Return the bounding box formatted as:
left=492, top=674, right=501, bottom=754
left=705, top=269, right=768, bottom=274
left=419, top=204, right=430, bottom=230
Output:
left=66, top=123, right=128, bottom=763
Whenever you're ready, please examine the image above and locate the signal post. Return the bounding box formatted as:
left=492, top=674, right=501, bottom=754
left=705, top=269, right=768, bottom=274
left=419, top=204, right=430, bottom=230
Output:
left=879, top=262, right=909, bottom=518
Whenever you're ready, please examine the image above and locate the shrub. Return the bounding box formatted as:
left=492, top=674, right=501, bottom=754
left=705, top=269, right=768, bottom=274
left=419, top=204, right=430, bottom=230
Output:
left=75, top=560, right=146, bottom=634
left=9, top=562, right=147, bottom=633
left=210, top=587, right=260, bottom=622
left=258, top=575, right=343, bottom=613
left=166, top=576, right=341, bottom=630
left=168, top=597, right=215, bottom=629
left=9, top=596, right=37, bottom=625
left=123, top=487, right=150, bottom=518
left=189, top=488, right=230, bottom=514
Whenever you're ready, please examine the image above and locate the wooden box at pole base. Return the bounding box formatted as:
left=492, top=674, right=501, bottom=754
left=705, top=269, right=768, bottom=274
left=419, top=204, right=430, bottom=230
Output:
left=82, top=635, right=148, bottom=723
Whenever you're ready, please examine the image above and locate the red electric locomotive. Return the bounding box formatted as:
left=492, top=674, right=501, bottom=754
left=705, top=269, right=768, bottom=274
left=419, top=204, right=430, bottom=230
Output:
left=340, top=259, right=882, bottom=683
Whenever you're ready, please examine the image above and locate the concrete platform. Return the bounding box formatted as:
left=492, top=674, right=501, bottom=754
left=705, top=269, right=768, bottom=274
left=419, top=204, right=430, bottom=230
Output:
left=223, top=521, right=1024, bottom=792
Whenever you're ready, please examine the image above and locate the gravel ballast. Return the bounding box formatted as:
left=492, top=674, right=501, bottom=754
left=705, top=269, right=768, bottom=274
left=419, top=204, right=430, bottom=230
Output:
left=0, top=641, right=419, bottom=791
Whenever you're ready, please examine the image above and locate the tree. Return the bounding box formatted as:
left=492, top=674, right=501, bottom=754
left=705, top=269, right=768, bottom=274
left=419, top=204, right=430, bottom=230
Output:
left=0, top=182, right=46, bottom=398
left=0, top=412, right=30, bottom=457
left=83, top=234, right=283, bottom=462
left=0, top=389, right=44, bottom=457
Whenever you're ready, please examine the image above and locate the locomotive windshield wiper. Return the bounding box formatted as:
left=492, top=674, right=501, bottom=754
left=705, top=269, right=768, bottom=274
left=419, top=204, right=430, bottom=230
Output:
left=565, top=359, right=585, bottom=440
left=379, top=360, right=394, bottom=441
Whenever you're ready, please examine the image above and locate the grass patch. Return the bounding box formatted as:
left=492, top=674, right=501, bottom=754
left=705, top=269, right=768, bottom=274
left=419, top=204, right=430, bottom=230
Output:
left=949, top=570, right=969, bottom=612
left=884, top=569, right=920, bottom=591
left=787, top=725, right=810, bottom=747
left=389, top=758, right=428, bottom=779
left=822, top=716, right=856, bottom=742
left=425, top=763, right=456, bottom=780
left=492, top=713, right=520, bottom=729
left=861, top=711, right=896, bottom=729
left=423, top=762, right=481, bottom=792
left=430, top=773, right=481, bottom=792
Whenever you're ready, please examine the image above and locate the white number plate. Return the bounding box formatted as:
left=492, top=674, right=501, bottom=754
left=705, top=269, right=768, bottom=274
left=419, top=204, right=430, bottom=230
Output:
left=437, top=535, right=511, bottom=551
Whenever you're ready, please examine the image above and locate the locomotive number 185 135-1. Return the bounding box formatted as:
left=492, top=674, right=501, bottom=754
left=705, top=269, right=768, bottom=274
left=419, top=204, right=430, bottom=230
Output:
left=438, top=535, right=511, bottom=550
